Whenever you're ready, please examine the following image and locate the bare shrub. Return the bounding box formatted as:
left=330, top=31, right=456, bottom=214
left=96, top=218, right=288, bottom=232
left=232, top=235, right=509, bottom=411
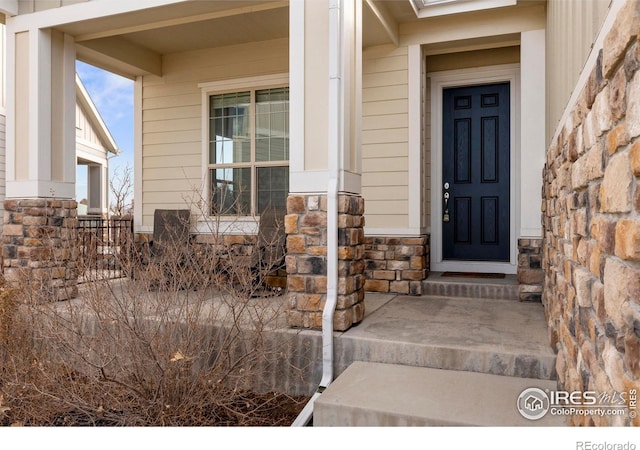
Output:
left=0, top=197, right=309, bottom=426
left=109, top=163, right=134, bottom=217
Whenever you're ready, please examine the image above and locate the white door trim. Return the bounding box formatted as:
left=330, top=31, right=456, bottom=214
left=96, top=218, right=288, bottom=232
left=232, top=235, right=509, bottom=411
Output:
left=429, top=64, right=520, bottom=274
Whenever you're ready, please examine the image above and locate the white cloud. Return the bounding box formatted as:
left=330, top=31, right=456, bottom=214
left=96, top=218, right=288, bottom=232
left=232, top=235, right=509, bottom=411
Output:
left=76, top=61, right=134, bottom=124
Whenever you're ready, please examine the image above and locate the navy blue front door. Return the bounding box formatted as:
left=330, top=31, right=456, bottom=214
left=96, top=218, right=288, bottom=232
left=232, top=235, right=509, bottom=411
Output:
left=442, top=83, right=510, bottom=261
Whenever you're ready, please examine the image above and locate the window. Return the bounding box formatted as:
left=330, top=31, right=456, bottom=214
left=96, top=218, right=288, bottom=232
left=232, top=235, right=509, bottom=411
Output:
left=208, top=87, right=289, bottom=216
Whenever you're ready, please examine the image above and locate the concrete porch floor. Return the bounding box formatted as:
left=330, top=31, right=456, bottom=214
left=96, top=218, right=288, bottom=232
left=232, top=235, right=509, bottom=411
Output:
left=71, top=276, right=557, bottom=384
left=70, top=275, right=560, bottom=425
left=341, top=291, right=556, bottom=380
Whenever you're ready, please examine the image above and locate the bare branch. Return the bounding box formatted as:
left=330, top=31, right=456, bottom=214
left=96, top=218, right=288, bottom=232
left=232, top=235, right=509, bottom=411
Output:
left=109, top=163, right=134, bottom=217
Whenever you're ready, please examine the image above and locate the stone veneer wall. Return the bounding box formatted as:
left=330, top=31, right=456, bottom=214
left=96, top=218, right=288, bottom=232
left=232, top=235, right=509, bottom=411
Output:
left=542, top=0, right=640, bottom=426
left=285, top=193, right=365, bottom=331
left=3, top=199, right=79, bottom=301
left=363, top=236, right=429, bottom=295
left=517, top=238, right=544, bottom=302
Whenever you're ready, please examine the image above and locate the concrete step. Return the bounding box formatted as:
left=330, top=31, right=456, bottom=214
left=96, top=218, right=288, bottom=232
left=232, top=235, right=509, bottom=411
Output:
left=423, top=272, right=520, bottom=301
left=314, top=361, right=565, bottom=426
left=339, top=294, right=557, bottom=380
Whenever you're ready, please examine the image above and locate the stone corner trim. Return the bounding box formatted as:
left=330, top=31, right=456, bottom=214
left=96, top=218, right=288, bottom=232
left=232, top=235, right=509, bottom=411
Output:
left=517, top=238, right=543, bottom=302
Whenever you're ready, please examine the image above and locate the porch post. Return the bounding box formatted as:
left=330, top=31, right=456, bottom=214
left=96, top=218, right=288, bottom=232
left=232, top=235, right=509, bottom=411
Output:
left=286, top=0, right=365, bottom=331
left=517, top=29, right=546, bottom=301
left=87, top=164, right=108, bottom=216
left=3, top=23, right=78, bottom=301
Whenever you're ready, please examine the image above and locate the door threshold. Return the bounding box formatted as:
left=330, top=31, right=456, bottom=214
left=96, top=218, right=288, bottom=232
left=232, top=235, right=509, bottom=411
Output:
left=431, top=260, right=517, bottom=275
left=427, top=271, right=518, bottom=285
left=440, top=271, right=506, bottom=279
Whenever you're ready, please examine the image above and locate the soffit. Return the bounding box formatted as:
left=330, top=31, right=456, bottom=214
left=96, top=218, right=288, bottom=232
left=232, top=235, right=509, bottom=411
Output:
left=58, top=1, right=288, bottom=76
left=109, top=7, right=289, bottom=55
left=65, top=0, right=540, bottom=76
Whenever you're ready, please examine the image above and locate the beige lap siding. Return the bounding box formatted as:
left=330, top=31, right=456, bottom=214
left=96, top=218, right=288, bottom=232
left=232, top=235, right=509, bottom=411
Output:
left=141, top=38, right=289, bottom=227
left=362, top=44, right=410, bottom=231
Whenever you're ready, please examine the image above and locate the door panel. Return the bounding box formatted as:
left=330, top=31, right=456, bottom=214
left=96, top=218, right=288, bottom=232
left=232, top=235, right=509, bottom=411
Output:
left=454, top=197, right=471, bottom=244
left=442, top=83, right=510, bottom=261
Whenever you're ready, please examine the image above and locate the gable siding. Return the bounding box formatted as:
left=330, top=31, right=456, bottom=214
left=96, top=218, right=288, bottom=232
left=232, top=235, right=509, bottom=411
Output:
left=140, top=38, right=289, bottom=227
left=76, top=103, right=102, bottom=149
left=362, top=44, right=410, bottom=230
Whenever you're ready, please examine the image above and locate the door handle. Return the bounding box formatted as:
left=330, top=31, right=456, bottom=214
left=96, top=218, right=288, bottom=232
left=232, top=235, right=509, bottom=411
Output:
left=443, top=184, right=450, bottom=222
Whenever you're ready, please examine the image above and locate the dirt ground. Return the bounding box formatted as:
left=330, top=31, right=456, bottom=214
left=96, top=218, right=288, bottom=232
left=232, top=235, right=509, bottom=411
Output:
left=0, top=390, right=310, bottom=426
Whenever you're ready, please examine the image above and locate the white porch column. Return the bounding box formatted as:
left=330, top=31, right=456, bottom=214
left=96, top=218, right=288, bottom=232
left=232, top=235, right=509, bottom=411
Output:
left=288, top=0, right=362, bottom=195
left=517, top=28, right=546, bottom=301
left=6, top=25, right=76, bottom=199
left=87, top=164, right=108, bottom=216
left=3, top=23, right=79, bottom=301
left=519, top=28, right=546, bottom=238
left=286, top=0, right=366, bottom=331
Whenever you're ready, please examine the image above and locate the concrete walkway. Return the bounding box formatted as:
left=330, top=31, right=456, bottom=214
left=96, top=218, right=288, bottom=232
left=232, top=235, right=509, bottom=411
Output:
left=314, top=361, right=564, bottom=426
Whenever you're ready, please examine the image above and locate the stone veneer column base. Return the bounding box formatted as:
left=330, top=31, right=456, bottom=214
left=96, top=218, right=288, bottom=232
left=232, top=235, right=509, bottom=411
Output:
left=3, top=199, right=79, bottom=301
left=285, top=193, right=365, bottom=331
left=517, top=238, right=544, bottom=302
left=363, top=235, right=429, bottom=295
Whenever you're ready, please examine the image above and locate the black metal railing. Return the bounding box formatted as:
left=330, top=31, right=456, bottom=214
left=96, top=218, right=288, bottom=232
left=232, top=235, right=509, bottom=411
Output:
left=77, top=216, right=134, bottom=282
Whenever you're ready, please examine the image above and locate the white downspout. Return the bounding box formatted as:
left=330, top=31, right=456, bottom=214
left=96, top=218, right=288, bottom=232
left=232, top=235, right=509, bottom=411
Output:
left=322, top=0, right=342, bottom=391
left=291, top=0, right=343, bottom=427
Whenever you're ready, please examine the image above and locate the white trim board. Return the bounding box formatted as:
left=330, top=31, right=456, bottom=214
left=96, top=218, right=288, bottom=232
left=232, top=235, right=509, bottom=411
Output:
left=133, top=76, right=143, bottom=232
left=428, top=64, right=520, bottom=275
left=407, top=44, right=424, bottom=233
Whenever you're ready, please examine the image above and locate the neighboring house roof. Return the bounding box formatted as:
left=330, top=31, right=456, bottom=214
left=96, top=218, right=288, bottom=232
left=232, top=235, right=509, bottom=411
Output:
left=75, top=74, right=119, bottom=156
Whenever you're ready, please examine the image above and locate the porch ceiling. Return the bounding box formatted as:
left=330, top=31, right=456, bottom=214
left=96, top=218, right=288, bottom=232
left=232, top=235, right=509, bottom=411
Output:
left=60, top=0, right=542, bottom=78
left=61, top=1, right=290, bottom=78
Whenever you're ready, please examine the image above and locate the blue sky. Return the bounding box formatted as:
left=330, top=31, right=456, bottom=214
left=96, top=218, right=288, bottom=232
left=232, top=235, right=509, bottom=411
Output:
left=75, top=61, right=134, bottom=204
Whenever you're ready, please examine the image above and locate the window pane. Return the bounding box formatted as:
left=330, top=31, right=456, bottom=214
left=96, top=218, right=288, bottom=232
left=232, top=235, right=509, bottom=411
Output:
left=256, top=166, right=289, bottom=213
left=209, top=92, right=250, bottom=164
left=269, top=138, right=286, bottom=162
left=255, top=138, right=269, bottom=162
left=211, top=167, right=251, bottom=216
left=255, top=87, right=289, bottom=162
left=255, top=110, right=270, bottom=139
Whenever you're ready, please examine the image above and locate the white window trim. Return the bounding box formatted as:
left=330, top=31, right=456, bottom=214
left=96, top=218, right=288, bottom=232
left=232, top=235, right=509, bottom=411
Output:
left=410, top=0, right=517, bottom=18
left=429, top=63, right=520, bottom=275
left=199, top=73, right=289, bottom=235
